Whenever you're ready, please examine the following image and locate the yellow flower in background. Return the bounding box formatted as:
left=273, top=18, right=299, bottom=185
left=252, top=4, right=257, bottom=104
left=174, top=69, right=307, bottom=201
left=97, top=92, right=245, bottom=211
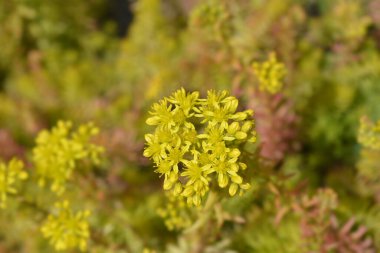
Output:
left=32, top=121, right=104, bottom=194
left=252, top=52, right=287, bottom=94
left=157, top=194, right=193, bottom=231
left=41, top=200, right=91, bottom=252
left=358, top=117, right=380, bottom=150
left=143, top=248, right=157, bottom=253
left=0, top=158, right=28, bottom=209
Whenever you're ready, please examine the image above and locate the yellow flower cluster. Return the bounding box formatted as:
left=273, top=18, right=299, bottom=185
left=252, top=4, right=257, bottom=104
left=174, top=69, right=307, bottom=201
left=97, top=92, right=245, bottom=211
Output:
left=0, top=158, right=28, bottom=208
left=144, top=88, right=256, bottom=206
left=252, top=52, right=286, bottom=94
left=157, top=194, right=193, bottom=231
left=358, top=117, right=380, bottom=150
left=41, top=200, right=91, bottom=252
left=32, top=121, right=104, bottom=194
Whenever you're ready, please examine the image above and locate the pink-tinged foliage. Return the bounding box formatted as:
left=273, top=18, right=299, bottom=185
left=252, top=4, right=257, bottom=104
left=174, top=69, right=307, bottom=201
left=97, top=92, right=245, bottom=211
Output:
left=247, top=89, right=299, bottom=163
left=0, top=130, right=24, bottom=161
left=277, top=188, right=376, bottom=253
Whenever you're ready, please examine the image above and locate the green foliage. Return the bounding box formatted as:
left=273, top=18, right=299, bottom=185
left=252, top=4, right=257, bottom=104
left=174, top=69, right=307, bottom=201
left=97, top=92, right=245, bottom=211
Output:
left=322, top=0, right=371, bottom=43
left=190, top=0, right=233, bottom=43
left=357, top=117, right=380, bottom=202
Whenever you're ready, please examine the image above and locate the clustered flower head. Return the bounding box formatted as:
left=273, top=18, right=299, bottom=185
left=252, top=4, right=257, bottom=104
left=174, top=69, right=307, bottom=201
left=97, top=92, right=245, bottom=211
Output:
left=157, top=194, right=193, bottom=231
left=358, top=117, right=380, bottom=150
left=0, top=158, right=28, bottom=208
left=252, top=52, right=286, bottom=94
left=144, top=88, right=256, bottom=206
left=41, top=200, right=91, bottom=252
left=32, top=121, right=104, bottom=194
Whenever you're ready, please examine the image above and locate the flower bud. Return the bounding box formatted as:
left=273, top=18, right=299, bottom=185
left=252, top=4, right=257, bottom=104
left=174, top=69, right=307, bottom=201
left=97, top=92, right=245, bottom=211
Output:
left=235, top=131, right=247, bottom=140
left=173, top=183, right=182, bottom=195
left=193, top=195, right=201, bottom=206
left=218, top=173, right=229, bottom=188
left=229, top=183, right=238, bottom=196
left=146, top=116, right=161, bottom=125
left=241, top=121, right=253, bottom=132
left=228, top=122, right=240, bottom=134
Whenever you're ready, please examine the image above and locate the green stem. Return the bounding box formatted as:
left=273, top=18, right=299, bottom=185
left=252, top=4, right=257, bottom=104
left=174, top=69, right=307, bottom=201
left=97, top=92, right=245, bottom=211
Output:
left=184, top=191, right=220, bottom=253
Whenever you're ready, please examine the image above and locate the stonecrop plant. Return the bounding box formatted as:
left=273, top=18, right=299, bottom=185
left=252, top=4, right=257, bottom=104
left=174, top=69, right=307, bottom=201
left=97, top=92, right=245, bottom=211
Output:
left=0, top=158, right=27, bottom=208
left=0, top=121, right=103, bottom=252
left=33, top=120, right=104, bottom=194
left=144, top=88, right=256, bottom=207
left=41, top=200, right=91, bottom=252
left=27, top=121, right=104, bottom=251
left=157, top=193, right=193, bottom=231
left=252, top=52, right=287, bottom=94
left=3, top=0, right=380, bottom=252
left=358, top=117, right=380, bottom=150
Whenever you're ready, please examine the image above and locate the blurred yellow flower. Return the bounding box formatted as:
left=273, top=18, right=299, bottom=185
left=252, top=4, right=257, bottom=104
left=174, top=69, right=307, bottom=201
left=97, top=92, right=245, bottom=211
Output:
left=0, top=158, right=28, bottom=208
left=33, top=121, right=104, bottom=194
left=41, top=200, right=91, bottom=252
left=252, top=52, right=287, bottom=94
left=358, top=117, right=380, bottom=150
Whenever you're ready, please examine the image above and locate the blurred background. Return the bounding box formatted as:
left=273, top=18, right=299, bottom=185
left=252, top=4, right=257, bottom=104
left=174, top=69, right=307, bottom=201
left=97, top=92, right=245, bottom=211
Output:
left=0, top=0, right=380, bottom=252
